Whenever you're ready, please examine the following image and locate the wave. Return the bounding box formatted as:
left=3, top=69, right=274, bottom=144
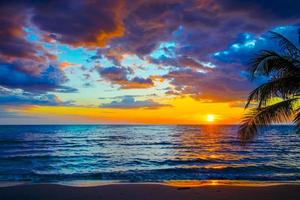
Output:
left=0, top=125, right=299, bottom=183
left=8, top=166, right=300, bottom=182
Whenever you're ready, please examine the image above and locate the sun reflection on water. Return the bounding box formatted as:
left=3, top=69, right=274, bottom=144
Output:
left=172, top=125, right=246, bottom=165
left=164, top=180, right=291, bottom=187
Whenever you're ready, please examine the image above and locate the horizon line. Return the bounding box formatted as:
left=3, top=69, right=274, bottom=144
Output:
left=0, top=123, right=293, bottom=126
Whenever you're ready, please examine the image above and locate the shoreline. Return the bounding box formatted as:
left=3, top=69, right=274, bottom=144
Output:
left=1, top=182, right=300, bottom=200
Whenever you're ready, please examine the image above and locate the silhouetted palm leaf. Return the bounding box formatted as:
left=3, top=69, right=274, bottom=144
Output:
left=250, top=50, right=300, bottom=79
left=245, top=75, right=300, bottom=108
left=240, top=31, right=300, bottom=140
left=270, top=31, right=300, bottom=59
left=293, top=108, right=300, bottom=134
left=239, top=98, right=298, bottom=140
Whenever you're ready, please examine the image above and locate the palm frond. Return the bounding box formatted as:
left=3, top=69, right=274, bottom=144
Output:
left=250, top=50, right=300, bottom=79
left=269, top=31, right=300, bottom=59
left=239, top=98, right=298, bottom=140
left=245, top=76, right=300, bottom=108
left=293, top=107, right=300, bottom=134
left=240, top=31, right=300, bottom=141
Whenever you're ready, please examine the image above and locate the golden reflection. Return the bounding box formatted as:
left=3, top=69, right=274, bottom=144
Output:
left=164, top=180, right=283, bottom=187
left=168, top=125, right=255, bottom=188
left=166, top=125, right=261, bottom=186
left=172, top=125, right=245, bottom=163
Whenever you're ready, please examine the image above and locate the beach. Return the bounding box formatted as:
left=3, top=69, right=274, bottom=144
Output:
left=1, top=183, right=300, bottom=200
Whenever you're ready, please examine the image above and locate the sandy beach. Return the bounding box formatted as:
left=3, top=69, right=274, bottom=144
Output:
left=1, top=183, right=300, bottom=200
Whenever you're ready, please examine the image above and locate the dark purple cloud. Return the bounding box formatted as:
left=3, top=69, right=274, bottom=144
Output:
left=97, top=66, right=155, bottom=89
left=31, top=0, right=124, bottom=47
left=0, top=0, right=300, bottom=105
left=102, top=0, right=300, bottom=60
left=219, top=0, right=300, bottom=20
left=100, top=95, right=170, bottom=109
left=0, top=3, right=37, bottom=59
left=89, top=0, right=299, bottom=103
left=164, top=65, right=254, bottom=102
left=1, top=0, right=299, bottom=57
left=0, top=1, right=77, bottom=94
left=0, top=2, right=56, bottom=64
left=164, top=26, right=300, bottom=102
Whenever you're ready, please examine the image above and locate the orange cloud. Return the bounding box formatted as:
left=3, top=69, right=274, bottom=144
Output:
left=59, top=61, right=79, bottom=69
left=116, top=79, right=154, bottom=89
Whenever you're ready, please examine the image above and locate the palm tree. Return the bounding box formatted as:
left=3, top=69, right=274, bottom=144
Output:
left=239, top=31, right=300, bottom=140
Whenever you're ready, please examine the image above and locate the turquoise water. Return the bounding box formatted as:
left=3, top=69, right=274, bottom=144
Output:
left=0, top=125, right=299, bottom=183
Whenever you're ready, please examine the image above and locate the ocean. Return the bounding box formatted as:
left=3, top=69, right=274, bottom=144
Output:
left=0, top=125, right=299, bottom=184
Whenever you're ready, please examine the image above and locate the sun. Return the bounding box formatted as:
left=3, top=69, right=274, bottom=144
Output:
left=207, top=114, right=215, bottom=122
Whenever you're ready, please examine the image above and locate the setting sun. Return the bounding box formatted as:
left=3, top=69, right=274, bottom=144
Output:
left=207, top=114, right=215, bottom=122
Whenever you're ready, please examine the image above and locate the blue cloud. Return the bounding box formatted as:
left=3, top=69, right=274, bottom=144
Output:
left=0, top=63, right=77, bottom=93
left=0, top=87, right=74, bottom=106
left=213, top=26, right=300, bottom=65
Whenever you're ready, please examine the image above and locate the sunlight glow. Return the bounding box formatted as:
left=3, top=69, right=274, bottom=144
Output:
left=6, top=97, right=244, bottom=125
left=207, top=114, right=215, bottom=122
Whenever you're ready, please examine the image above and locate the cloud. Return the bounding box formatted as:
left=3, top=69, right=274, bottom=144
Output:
left=100, top=95, right=170, bottom=109
left=97, top=66, right=155, bottom=89
left=213, top=27, right=300, bottom=65
left=101, top=0, right=300, bottom=60
left=31, top=0, right=125, bottom=47
left=0, top=1, right=77, bottom=94
left=164, top=66, right=253, bottom=102
left=0, top=87, right=74, bottom=106
left=59, top=61, right=79, bottom=69
left=0, top=63, right=76, bottom=93
left=0, top=3, right=38, bottom=60
left=1, top=0, right=300, bottom=105
left=219, top=0, right=300, bottom=20
left=88, top=0, right=299, bottom=102
left=0, top=2, right=56, bottom=64
left=2, top=1, right=299, bottom=56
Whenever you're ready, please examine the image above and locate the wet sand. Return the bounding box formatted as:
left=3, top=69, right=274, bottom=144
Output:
left=0, top=183, right=300, bottom=200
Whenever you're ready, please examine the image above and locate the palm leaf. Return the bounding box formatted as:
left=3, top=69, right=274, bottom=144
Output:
left=269, top=31, right=300, bottom=59
left=239, top=98, right=298, bottom=140
left=293, top=108, right=300, bottom=134
left=240, top=31, right=300, bottom=141
left=245, top=75, right=300, bottom=108
left=250, top=50, right=300, bottom=79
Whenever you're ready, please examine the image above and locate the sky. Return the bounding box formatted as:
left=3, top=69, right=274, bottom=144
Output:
left=0, top=0, right=299, bottom=124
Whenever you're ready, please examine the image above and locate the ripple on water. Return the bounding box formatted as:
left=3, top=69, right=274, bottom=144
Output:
left=0, top=125, right=299, bottom=183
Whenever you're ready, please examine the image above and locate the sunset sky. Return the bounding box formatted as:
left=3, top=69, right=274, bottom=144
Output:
left=0, top=0, right=299, bottom=124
